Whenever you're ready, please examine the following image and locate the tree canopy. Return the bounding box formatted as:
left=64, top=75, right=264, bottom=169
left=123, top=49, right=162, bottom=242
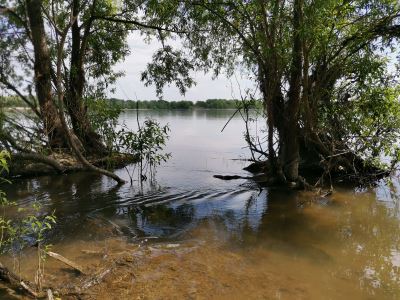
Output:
left=1, top=0, right=400, bottom=186
left=139, top=0, right=400, bottom=184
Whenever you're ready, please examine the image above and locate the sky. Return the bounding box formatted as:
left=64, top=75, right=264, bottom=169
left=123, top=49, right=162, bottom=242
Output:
left=110, top=32, right=257, bottom=101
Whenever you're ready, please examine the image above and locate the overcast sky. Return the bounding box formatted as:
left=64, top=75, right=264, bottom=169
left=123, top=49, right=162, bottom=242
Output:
left=110, top=32, right=256, bottom=101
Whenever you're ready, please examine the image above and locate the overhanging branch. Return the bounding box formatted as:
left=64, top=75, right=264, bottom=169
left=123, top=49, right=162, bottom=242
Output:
left=92, top=16, right=188, bottom=34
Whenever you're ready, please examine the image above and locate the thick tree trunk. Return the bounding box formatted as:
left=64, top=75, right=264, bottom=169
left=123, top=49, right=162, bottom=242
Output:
left=67, top=0, right=107, bottom=155
left=260, top=74, right=278, bottom=173
left=26, top=0, right=67, bottom=149
left=281, top=0, right=303, bottom=182
left=261, top=77, right=286, bottom=182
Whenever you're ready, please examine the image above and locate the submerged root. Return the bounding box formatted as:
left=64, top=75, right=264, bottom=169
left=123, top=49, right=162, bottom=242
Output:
left=239, top=148, right=391, bottom=191
left=213, top=173, right=310, bottom=190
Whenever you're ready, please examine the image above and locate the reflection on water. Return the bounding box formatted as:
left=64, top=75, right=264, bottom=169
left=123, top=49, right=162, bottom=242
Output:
left=2, top=110, right=400, bottom=299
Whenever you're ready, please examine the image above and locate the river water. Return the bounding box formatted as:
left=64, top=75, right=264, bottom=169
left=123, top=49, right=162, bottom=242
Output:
left=2, top=110, right=400, bottom=299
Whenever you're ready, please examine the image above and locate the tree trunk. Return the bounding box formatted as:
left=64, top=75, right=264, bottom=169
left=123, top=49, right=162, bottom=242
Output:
left=281, top=0, right=303, bottom=182
left=67, top=0, right=107, bottom=155
left=26, top=0, right=67, bottom=149
left=260, top=74, right=286, bottom=182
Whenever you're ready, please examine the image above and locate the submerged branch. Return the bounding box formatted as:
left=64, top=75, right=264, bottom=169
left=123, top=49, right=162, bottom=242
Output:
left=47, top=251, right=85, bottom=274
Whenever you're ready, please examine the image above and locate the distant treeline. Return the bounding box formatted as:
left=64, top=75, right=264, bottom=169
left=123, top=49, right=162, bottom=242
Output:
left=109, top=98, right=244, bottom=109
left=1, top=96, right=260, bottom=110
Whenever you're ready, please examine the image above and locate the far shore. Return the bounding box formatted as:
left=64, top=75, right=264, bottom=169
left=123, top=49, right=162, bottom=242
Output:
left=3, top=107, right=244, bottom=111
left=2, top=107, right=31, bottom=110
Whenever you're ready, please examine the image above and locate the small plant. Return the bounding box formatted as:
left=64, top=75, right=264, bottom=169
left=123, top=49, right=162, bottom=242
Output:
left=0, top=151, right=57, bottom=292
left=23, top=202, right=56, bottom=291
left=83, top=97, right=172, bottom=188
left=119, top=118, right=171, bottom=188
left=0, top=150, right=13, bottom=252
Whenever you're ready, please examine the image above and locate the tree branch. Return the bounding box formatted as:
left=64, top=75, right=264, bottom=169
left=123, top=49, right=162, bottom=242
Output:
left=0, top=78, right=42, bottom=118
left=92, top=15, right=188, bottom=34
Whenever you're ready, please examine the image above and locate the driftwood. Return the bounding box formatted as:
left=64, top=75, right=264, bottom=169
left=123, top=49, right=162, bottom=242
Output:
left=47, top=251, right=85, bottom=274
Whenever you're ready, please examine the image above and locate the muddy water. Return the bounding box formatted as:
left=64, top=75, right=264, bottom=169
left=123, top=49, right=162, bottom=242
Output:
left=2, top=110, right=400, bottom=299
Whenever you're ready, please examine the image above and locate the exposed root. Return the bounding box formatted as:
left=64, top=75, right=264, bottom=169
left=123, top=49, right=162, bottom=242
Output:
left=7, top=152, right=136, bottom=179
left=243, top=153, right=392, bottom=190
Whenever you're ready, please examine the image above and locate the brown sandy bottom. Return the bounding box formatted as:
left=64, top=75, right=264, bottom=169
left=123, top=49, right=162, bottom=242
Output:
left=0, top=235, right=379, bottom=300
left=1, top=237, right=307, bottom=300
left=1, top=190, right=399, bottom=299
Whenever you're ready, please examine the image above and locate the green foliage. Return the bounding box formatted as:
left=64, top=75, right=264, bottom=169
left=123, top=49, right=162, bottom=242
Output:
left=22, top=202, right=56, bottom=290
left=141, top=46, right=196, bottom=96
left=329, top=84, right=400, bottom=167
left=108, top=98, right=243, bottom=110
left=196, top=99, right=240, bottom=109
left=119, top=119, right=171, bottom=184
left=139, top=0, right=400, bottom=178
left=0, top=151, right=56, bottom=290
left=23, top=203, right=56, bottom=245
left=0, top=150, right=10, bottom=174
left=87, top=97, right=122, bottom=153
left=120, top=119, right=171, bottom=167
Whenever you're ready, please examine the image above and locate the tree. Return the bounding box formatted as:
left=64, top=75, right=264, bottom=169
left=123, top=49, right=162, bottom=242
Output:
left=141, top=0, right=400, bottom=185
left=0, top=0, right=184, bottom=154
left=1, top=0, right=67, bottom=148
left=0, top=0, right=180, bottom=182
left=64, top=0, right=132, bottom=154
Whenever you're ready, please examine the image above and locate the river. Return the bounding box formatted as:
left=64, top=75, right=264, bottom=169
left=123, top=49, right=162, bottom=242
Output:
left=2, top=109, right=400, bottom=299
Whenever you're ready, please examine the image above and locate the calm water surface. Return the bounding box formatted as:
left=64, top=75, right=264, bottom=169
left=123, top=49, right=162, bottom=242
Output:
left=3, top=110, right=400, bottom=299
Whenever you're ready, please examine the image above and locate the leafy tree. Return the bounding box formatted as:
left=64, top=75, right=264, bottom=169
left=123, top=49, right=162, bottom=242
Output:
left=0, top=0, right=181, bottom=183
left=141, top=0, right=400, bottom=185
